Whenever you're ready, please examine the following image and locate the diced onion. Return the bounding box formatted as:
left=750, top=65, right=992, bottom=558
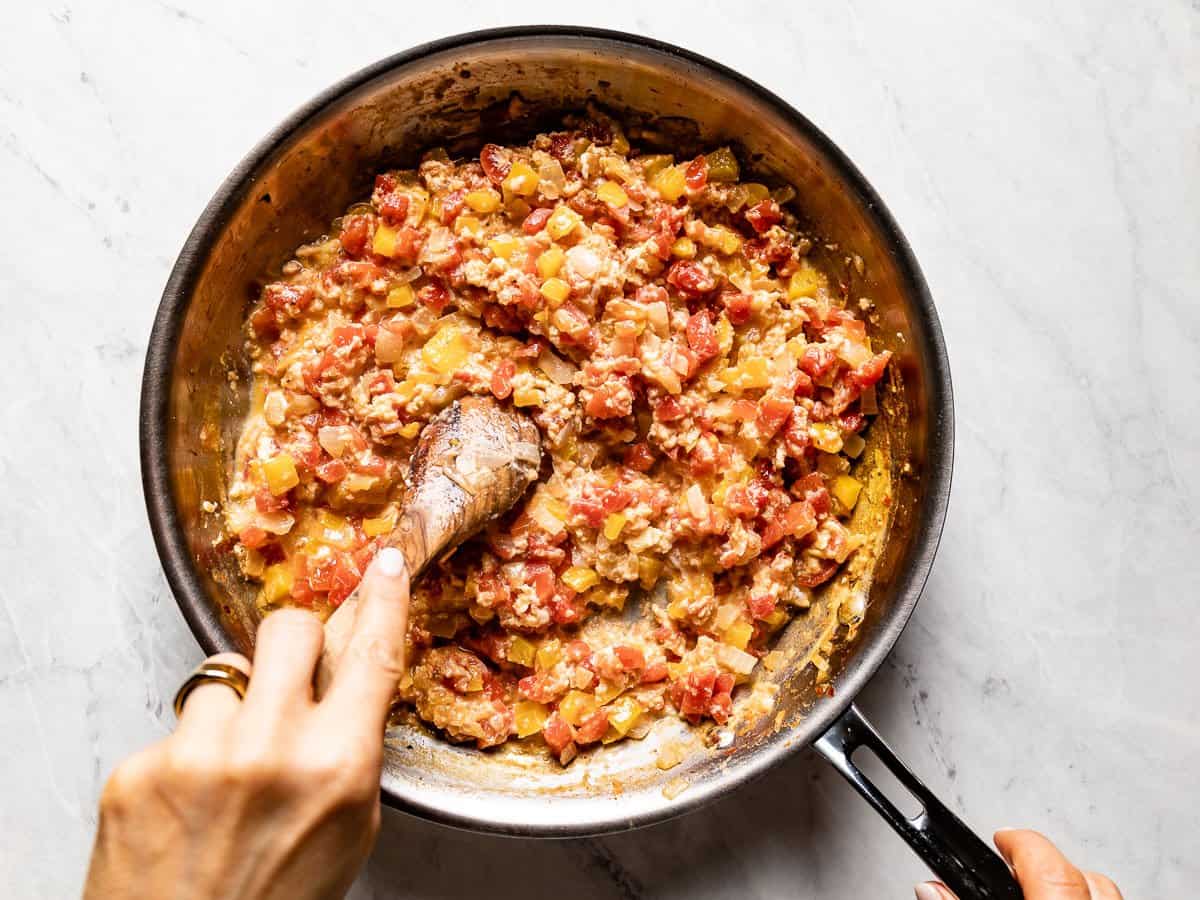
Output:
left=536, top=350, right=577, bottom=385
left=714, top=603, right=741, bottom=631
left=716, top=643, right=758, bottom=675
left=374, top=326, right=406, bottom=364
left=537, top=158, right=566, bottom=197
left=318, top=426, right=355, bottom=458
left=566, top=245, right=602, bottom=279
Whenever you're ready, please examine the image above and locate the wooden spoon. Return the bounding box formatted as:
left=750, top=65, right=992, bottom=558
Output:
left=314, top=396, right=541, bottom=697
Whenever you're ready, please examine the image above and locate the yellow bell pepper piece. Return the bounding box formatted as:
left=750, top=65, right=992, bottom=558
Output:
left=512, top=386, right=544, bottom=408
left=464, top=189, right=501, bottom=213
left=705, top=146, right=740, bottom=183
left=671, top=237, right=696, bottom=259
left=602, top=696, right=643, bottom=742
left=596, top=180, right=629, bottom=208
left=421, top=328, right=470, bottom=376
left=372, top=224, right=398, bottom=257
left=558, top=690, right=597, bottom=726
left=260, top=563, right=293, bottom=605
left=546, top=205, right=582, bottom=241
left=508, top=636, right=537, bottom=668
left=536, top=639, right=562, bottom=670
left=502, top=161, right=539, bottom=196
left=722, top=620, right=754, bottom=651
left=639, top=154, right=674, bottom=180
left=487, top=234, right=518, bottom=260
left=386, top=283, right=415, bottom=308
left=540, top=277, right=570, bottom=306
left=561, top=566, right=599, bottom=594
left=603, top=512, right=627, bottom=541
left=787, top=263, right=824, bottom=300
left=454, top=215, right=482, bottom=236
left=810, top=422, right=844, bottom=454
left=737, top=357, right=771, bottom=389
left=831, top=475, right=863, bottom=511
left=363, top=508, right=398, bottom=537
left=515, top=700, right=551, bottom=738
left=536, top=246, right=565, bottom=278
left=261, top=454, right=299, bottom=496
left=637, top=556, right=662, bottom=590
left=651, top=164, right=687, bottom=202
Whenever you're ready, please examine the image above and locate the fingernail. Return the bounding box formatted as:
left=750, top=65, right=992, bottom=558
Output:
left=914, top=884, right=945, bottom=900
left=374, top=547, right=406, bottom=578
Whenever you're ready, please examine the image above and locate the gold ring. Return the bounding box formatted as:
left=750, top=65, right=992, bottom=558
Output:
left=173, top=662, right=250, bottom=718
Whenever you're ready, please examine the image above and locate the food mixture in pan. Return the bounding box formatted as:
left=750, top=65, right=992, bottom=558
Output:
left=226, top=117, right=891, bottom=765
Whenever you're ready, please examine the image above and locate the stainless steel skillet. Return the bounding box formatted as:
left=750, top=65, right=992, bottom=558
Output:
left=140, top=27, right=1020, bottom=898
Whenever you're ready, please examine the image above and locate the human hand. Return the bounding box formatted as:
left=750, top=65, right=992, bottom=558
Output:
left=914, top=829, right=1123, bottom=900
left=83, top=546, right=410, bottom=900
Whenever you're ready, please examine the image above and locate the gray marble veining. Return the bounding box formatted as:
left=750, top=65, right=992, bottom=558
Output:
left=1, top=1, right=1196, bottom=897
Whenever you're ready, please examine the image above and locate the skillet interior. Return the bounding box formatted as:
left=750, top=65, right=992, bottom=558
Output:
left=142, top=28, right=951, bottom=835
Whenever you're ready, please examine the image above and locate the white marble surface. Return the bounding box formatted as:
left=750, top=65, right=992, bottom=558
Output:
left=2, top=1, right=1197, bottom=896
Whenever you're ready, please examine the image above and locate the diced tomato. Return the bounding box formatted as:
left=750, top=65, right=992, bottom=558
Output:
left=356, top=454, right=388, bottom=476
left=263, top=283, right=314, bottom=315
left=523, top=206, right=552, bottom=234
left=747, top=594, right=776, bottom=620
left=439, top=189, right=466, bottom=224
left=841, top=411, right=866, bottom=433
left=237, top=526, right=269, bottom=549
left=783, top=501, right=818, bottom=538
left=614, top=645, right=645, bottom=672
left=847, top=351, right=892, bottom=390
left=685, top=311, right=720, bottom=362
left=339, top=214, right=372, bottom=258
left=722, top=291, right=753, bottom=325
left=565, top=640, right=592, bottom=663
left=728, top=400, right=756, bottom=423
left=525, top=563, right=556, bottom=602
left=653, top=395, right=686, bottom=423
left=623, top=442, right=656, bottom=472
left=254, top=487, right=288, bottom=513
left=314, top=459, right=348, bottom=483
left=640, top=662, right=669, bottom=684
left=744, top=199, right=783, bottom=234
left=365, top=370, right=395, bottom=396
left=490, top=359, right=515, bottom=400
left=758, top=396, right=795, bottom=436
left=666, top=260, right=716, bottom=298
left=710, top=692, right=733, bottom=724
left=796, top=558, right=839, bottom=588
left=688, top=433, right=720, bottom=477
left=723, top=484, right=757, bottom=518
left=600, top=485, right=633, bottom=515
left=480, top=144, right=511, bottom=183
left=685, top=156, right=709, bottom=191
left=800, top=345, right=836, bottom=378
left=793, top=369, right=815, bottom=398
left=378, top=190, right=409, bottom=224
left=390, top=226, right=424, bottom=265
left=575, top=709, right=610, bottom=744
left=570, top=497, right=605, bottom=529
left=542, top=713, right=575, bottom=755
left=679, top=668, right=717, bottom=718
left=585, top=379, right=633, bottom=419
left=551, top=596, right=582, bottom=625
left=418, top=281, right=450, bottom=314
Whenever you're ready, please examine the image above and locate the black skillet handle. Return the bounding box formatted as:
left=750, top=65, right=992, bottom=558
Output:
left=814, top=703, right=1023, bottom=899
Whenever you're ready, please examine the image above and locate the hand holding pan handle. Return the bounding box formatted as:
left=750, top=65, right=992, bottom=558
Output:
left=815, top=704, right=1023, bottom=899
